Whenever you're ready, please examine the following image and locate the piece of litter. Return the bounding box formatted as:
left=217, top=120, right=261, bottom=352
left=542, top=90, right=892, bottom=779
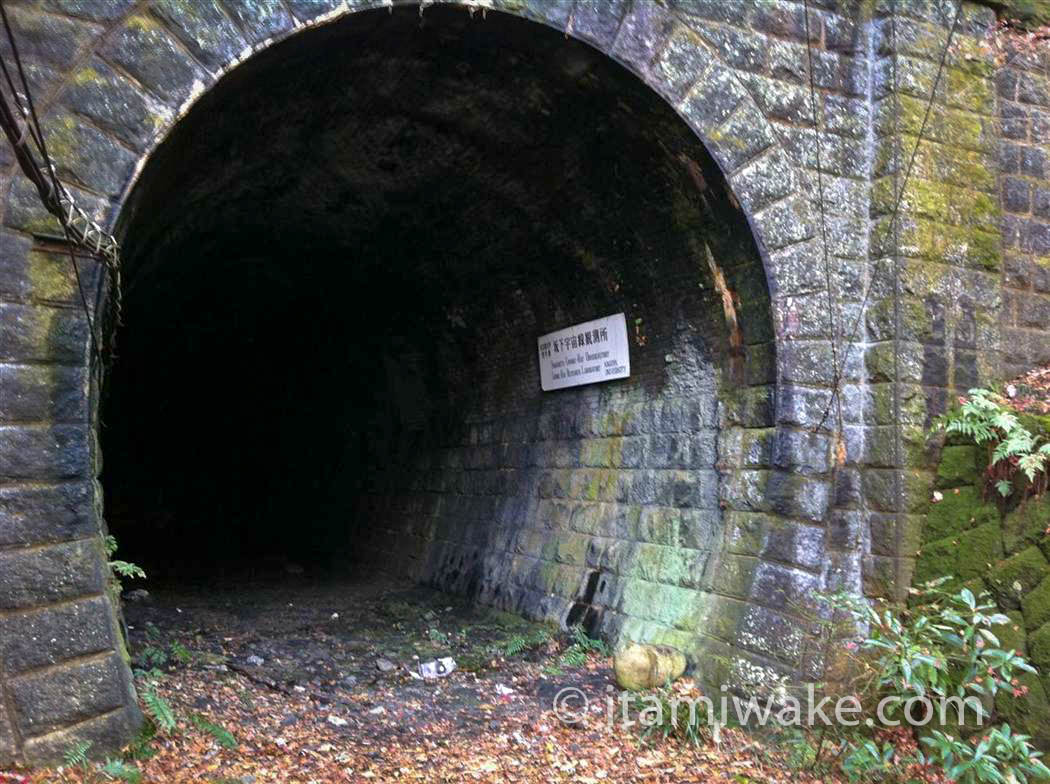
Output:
left=327, top=715, right=348, bottom=727
left=418, top=657, right=456, bottom=679
left=330, top=612, right=339, bottom=620
left=246, top=655, right=264, bottom=666
left=368, top=706, right=386, bottom=715
left=494, top=683, right=515, bottom=696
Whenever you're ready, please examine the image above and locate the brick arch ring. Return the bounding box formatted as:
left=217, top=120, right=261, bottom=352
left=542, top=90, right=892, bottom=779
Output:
left=0, top=0, right=848, bottom=765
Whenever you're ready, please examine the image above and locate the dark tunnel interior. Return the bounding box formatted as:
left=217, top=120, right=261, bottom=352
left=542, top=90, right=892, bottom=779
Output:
left=101, top=6, right=771, bottom=582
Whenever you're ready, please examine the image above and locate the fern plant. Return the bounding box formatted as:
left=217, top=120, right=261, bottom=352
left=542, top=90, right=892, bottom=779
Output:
left=137, top=671, right=177, bottom=733
left=556, top=626, right=610, bottom=670
left=100, top=758, right=143, bottom=783
left=500, top=627, right=552, bottom=658
left=102, top=534, right=146, bottom=605
left=63, top=739, right=92, bottom=770
left=189, top=713, right=237, bottom=749
left=934, top=388, right=1050, bottom=499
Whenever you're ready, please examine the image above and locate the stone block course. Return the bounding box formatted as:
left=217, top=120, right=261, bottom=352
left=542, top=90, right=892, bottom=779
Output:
left=0, top=539, right=104, bottom=611
left=10, top=654, right=126, bottom=738
left=0, top=0, right=1046, bottom=765
left=0, top=596, right=114, bottom=676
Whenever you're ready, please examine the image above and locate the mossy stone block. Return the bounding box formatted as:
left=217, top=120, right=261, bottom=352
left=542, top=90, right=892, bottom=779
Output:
left=1001, top=500, right=1050, bottom=557
left=994, top=670, right=1050, bottom=750
left=914, top=521, right=1004, bottom=586
left=1028, top=622, right=1050, bottom=690
left=997, top=610, right=1028, bottom=656
left=1023, top=576, right=1050, bottom=632
left=1018, top=413, right=1050, bottom=439
left=988, top=546, right=1050, bottom=611
left=922, top=486, right=999, bottom=543
left=936, top=445, right=980, bottom=488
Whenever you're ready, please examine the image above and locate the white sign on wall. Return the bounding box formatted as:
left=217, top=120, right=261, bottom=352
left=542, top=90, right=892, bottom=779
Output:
left=537, top=313, right=630, bottom=391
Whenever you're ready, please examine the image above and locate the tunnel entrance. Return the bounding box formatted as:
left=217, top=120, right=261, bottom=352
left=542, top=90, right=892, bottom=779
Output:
left=102, top=6, right=773, bottom=646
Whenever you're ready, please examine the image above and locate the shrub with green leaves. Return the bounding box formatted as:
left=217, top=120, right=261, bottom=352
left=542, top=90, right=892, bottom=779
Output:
left=635, top=684, right=709, bottom=747
left=933, top=388, right=1050, bottom=499
left=824, top=581, right=1050, bottom=783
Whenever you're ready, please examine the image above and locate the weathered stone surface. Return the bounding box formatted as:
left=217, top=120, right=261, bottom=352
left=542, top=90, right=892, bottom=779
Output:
left=222, top=0, right=295, bottom=44
left=152, top=0, right=247, bottom=71
left=0, top=0, right=1046, bottom=764
left=0, top=424, right=91, bottom=481
left=42, top=0, right=135, bottom=22
left=0, top=596, right=114, bottom=675
left=0, top=363, right=88, bottom=422
left=60, top=57, right=172, bottom=150
left=0, top=481, right=97, bottom=548
left=0, top=539, right=104, bottom=611
left=101, top=14, right=208, bottom=103
left=10, top=654, right=125, bottom=737
left=0, top=705, right=15, bottom=768
left=0, top=303, right=88, bottom=364
left=21, top=704, right=141, bottom=767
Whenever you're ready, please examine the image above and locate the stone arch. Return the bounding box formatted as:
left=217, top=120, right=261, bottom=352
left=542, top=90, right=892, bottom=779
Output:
left=0, top=0, right=848, bottom=765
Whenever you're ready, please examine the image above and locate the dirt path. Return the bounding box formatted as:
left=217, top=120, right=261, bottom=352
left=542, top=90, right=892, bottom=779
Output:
left=15, top=571, right=799, bottom=783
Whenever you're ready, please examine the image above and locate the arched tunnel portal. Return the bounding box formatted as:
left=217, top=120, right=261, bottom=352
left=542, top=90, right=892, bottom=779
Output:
left=105, top=6, right=775, bottom=649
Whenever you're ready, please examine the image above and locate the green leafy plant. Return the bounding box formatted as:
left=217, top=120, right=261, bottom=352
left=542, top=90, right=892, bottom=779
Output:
left=554, top=626, right=610, bottom=670
left=139, top=645, right=168, bottom=668
left=839, top=739, right=896, bottom=781
left=61, top=740, right=144, bottom=783
left=170, top=641, right=194, bottom=665
left=63, top=739, right=92, bottom=770
left=102, top=534, right=146, bottom=604
left=189, top=713, right=237, bottom=749
left=500, top=627, right=552, bottom=658
left=137, top=670, right=177, bottom=734
left=822, top=581, right=1050, bottom=783
left=100, top=758, right=143, bottom=783
left=934, top=388, right=1050, bottom=499
left=921, top=725, right=1049, bottom=784
left=635, top=684, right=709, bottom=747
left=569, top=625, right=611, bottom=656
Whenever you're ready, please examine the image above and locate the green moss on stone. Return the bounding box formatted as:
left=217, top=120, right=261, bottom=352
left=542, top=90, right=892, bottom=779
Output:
left=989, top=546, right=1050, bottom=611
left=998, top=610, right=1028, bottom=655
left=1023, top=576, right=1050, bottom=631
left=991, top=0, right=1050, bottom=28
left=936, top=445, right=980, bottom=488
left=914, top=521, right=1004, bottom=586
left=922, top=486, right=999, bottom=543
left=995, top=670, right=1050, bottom=749
left=1004, top=500, right=1050, bottom=555
left=1027, top=622, right=1050, bottom=685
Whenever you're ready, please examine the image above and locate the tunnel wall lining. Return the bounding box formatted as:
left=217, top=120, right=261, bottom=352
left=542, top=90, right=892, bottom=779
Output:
left=0, top=0, right=1032, bottom=765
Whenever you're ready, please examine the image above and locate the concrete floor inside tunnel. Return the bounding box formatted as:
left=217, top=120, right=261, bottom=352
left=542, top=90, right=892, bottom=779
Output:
left=101, top=6, right=774, bottom=654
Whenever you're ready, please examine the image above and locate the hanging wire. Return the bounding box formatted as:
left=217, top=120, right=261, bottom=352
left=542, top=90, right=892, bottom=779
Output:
left=809, top=0, right=964, bottom=435
left=0, top=1, right=121, bottom=374
left=802, top=0, right=845, bottom=448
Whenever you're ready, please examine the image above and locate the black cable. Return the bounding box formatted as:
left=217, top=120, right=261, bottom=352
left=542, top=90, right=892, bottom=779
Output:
left=802, top=0, right=844, bottom=441
left=812, top=1, right=964, bottom=434
left=0, top=0, right=106, bottom=374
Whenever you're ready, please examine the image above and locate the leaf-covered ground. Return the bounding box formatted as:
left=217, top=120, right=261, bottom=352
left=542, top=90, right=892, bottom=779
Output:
left=1004, top=364, right=1050, bottom=416
left=5, top=573, right=831, bottom=784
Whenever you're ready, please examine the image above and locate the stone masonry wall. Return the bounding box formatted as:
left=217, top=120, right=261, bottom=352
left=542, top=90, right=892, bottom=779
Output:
left=999, top=33, right=1050, bottom=378
left=1, top=0, right=1049, bottom=766
left=867, top=1, right=1005, bottom=599
left=358, top=309, right=738, bottom=657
